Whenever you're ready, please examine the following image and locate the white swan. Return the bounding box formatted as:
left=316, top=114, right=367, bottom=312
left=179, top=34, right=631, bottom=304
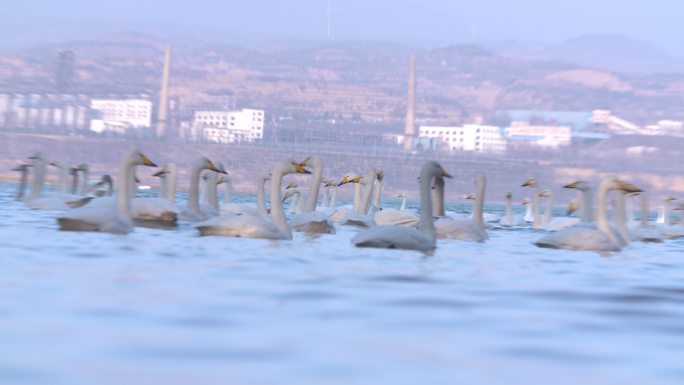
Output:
left=178, top=157, right=226, bottom=221
left=351, top=161, right=450, bottom=252
left=563, top=181, right=594, bottom=222
left=338, top=169, right=377, bottom=228
left=195, top=160, right=311, bottom=239
left=329, top=172, right=362, bottom=223
left=522, top=198, right=533, bottom=223
left=629, top=191, right=663, bottom=242
left=23, top=155, right=74, bottom=210
left=534, top=177, right=640, bottom=251
left=434, top=172, right=488, bottom=242
left=539, top=190, right=579, bottom=231
left=522, top=178, right=544, bottom=229
left=375, top=176, right=419, bottom=228
left=131, top=164, right=178, bottom=225
left=289, top=156, right=336, bottom=235
left=656, top=195, right=677, bottom=225
left=498, top=192, right=525, bottom=226
left=56, top=149, right=157, bottom=234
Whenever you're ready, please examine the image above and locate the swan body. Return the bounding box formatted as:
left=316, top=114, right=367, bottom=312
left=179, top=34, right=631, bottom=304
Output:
left=435, top=173, right=488, bottom=242
left=534, top=178, right=640, bottom=251
left=287, top=156, right=336, bottom=235
left=196, top=160, right=311, bottom=239
left=178, top=158, right=225, bottom=221
left=499, top=192, right=525, bottom=226
left=374, top=208, right=419, bottom=228
left=57, top=149, right=157, bottom=234
left=352, top=161, right=450, bottom=252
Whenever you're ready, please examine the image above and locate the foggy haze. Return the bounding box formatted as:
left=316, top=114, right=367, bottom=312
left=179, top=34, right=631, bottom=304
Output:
left=2, top=0, right=684, bottom=58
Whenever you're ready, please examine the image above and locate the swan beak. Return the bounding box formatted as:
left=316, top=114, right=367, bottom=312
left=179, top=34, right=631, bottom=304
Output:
left=285, top=182, right=297, bottom=189
left=140, top=153, right=157, bottom=167
left=299, top=157, right=311, bottom=166
left=563, top=181, right=579, bottom=189
left=207, top=161, right=226, bottom=174
left=293, top=162, right=311, bottom=174
left=522, top=178, right=536, bottom=187
left=152, top=166, right=170, bottom=177
left=617, top=181, right=641, bottom=193
left=337, top=176, right=349, bottom=186
left=440, top=169, right=453, bottom=178
left=134, top=175, right=141, bottom=184
left=48, top=161, right=59, bottom=167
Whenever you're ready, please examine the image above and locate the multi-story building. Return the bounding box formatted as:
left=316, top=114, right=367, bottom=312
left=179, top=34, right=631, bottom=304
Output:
left=418, top=124, right=507, bottom=153
left=89, top=99, right=152, bottom=133
left=505, top=122, right=572, bottom=147
left=192, top=108, right=264, bottom=143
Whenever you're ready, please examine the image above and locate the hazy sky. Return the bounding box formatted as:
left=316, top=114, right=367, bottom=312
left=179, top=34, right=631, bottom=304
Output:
left=3, top=0, right=684, bottom=55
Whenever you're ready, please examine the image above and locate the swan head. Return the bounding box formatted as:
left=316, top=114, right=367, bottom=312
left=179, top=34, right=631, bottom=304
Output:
left=338, top=173, right=362, bottom=186
left=282, top=189, right=300, bottom=202
left=376, top=169, right=384, bottom=181
left=197, top=157, right=225, bottom=174
left=538, top=190, right=551, bottom=198
left=323, top=179, right=336, bottom=187
left=291, top=161, right=312, bottom=175
left=567, top=200, right=578, bottom=216
left=663, top=195, right=677, bottom=202
left=48, top=160, right=62, bottom=168
left=522, top=198, right=530, bottom=205
left=615, top=180, right=641, bottom=193
left=285, top=182, right=298, bottom=190
left=505, top=192, right=512, bottom=199
left=563, top=180, right=590, bottom=191
left=521, top=178, right=537, bottom=188
left=464, top=193, right=475, bottom=200
left=397, top=192, right=407, bottom=198
left=27, top=152, right=44, bottom=161
left=12, top=164, right=30, bottom=172
left=152, top=165, right=170, bottom=177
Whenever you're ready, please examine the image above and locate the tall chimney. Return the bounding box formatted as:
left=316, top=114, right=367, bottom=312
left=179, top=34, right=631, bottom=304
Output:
left=404, top=54, right=416, bottom=150
left=156, top=44, right=171, bottom=138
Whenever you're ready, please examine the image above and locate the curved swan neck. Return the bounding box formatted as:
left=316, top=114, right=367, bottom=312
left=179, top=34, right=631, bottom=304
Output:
left=79, top=167, right=89, bottom=195
left=505, top=196, right=512, bottom=222
left=532, top=187, right=541, bottom=228
left=206, top=172, right=219, bottom=211
left=116, top=154, right=135, bottom=219
left=359, top=171, right=375, bottom=214
left=372, top=178, right=383, bottom=212
left=270, top=163, right=292, bottom=239
left=433, top=177, right=445, bottom=216
left=418, top=164, right=437, bottom=243
left=305, top=157, right=323, bottom=212
left=640, top=192, right=649, bottom=228
left=473, top=174, right=486, bottom=230
left=159, top=175, right=168, bottom=199
left=330, top=185, right=338, bottom=209
left=188, top=160, right=203, bottom=216
left=596, top=179, right=621, bottom=247
left=30, top=158, right=46, bottom=199
left=322, top=185, right=330, bottom=207
left=16, top=166, right=29, bottom=201
left=57, top=164, right=69, bottom=194
left=353, top=182, right=362, bottom=213
left=614, top=191, right=630, bottom=245
left=257, top=176, right=269, bottom=217
left=223, top=178, right=233, bottom=204
left=166, top=164, right=177, bottom=205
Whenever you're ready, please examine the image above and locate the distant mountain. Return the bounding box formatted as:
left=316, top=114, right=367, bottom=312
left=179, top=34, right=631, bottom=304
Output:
left=487, top=34, right=684, bottom=74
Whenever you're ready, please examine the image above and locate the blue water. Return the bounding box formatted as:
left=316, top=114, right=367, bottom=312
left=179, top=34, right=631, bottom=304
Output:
left=1, top=183, right=683, bottom=385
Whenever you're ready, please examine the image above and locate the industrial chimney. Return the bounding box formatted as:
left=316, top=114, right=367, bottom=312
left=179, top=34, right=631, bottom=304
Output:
left=403, top=55, right=416, bottom=151
left=156, top=44, right=171, bottom=138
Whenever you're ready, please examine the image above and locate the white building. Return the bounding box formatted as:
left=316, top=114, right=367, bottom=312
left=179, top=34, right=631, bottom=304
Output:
left=419, top=124, right=507, bottom=153
left=644, top=120, right=684, bottom=136
left=193, top=108, right=264, bottom=143
left=89, top=99, right=152, bottom=133
left=505, top=122, right=572, bottom=147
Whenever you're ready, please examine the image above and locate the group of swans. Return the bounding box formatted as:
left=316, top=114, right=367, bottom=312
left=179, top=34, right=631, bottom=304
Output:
left=13, top=149, right=683, bottom=254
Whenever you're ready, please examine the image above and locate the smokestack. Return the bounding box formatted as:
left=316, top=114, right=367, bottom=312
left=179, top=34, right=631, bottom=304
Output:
left=156, top=44, right=171, bottom=138
left=404, top=54, right=416, bottom=150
